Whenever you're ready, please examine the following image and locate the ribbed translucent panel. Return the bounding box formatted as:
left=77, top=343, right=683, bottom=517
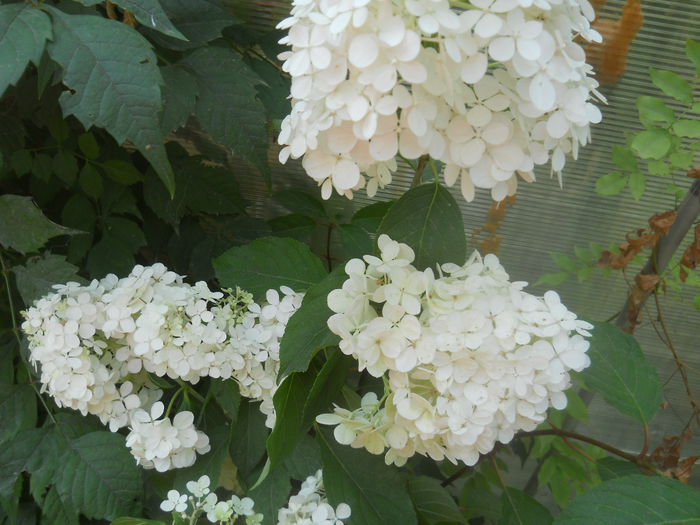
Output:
left=224, top=0, right=700, bottom=465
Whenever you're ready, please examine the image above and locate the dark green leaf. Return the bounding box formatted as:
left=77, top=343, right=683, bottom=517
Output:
left=687, top=39, right=700, bottom=75
left=52, top=150, right=79, bottom=185
left=61, top=193, right=96, bottom=263
left=111, top=518, right=166, bottom=525
left=212, top=380, right=241, bottom=424
left=79, top=163, right=103, bottom=199
left=595, top=172, right=628, bottom=196
left=499, top=488, right=552, bottom=525
left=160, top=65, right=197, bottom=135
left=77, top=0, right=187, bottom=40
left=86, top=237, right=135, bottom=278
left=554, top=475, right=700, bottom=524
left=0, top=428, right=50, bottom=496
left=10, top=149, right=31, bottom=176
left=581, top=322, right=663, bottom=424
left=673, top=119, right=700, bottom=138
left=302, top=352, right=354, bottom=430
left=628, top=172, right=646, bottom=200
left=377, top=183, right=466, bottom=270
left=12, top=253, right=83, bottom=305
left=42, top=487, right=79, bottom=525
left=0, top=194, right=79, bottom=254
left=0, top=4, right=52, bottom=97
left=649, top=68, right=693, bottom=105
left=596, top=457, right=641, bottom=481
left=636, top=96, right=675, bottom=127
left=180, top=46, right=268, bottom=177
left=269, top=214, right=316, bottom=243
left=273, top=190, right=327, bottom=219
left=173, top=425, right=230, bottom=492
left=278, top=267, right=346, bottom=377
left=146, top=0, right=236, bottom=50
left=46, top=9, right=174, bottom=194
left=103, top=216, right=146, bottom=253
left=284, top=435, right=322, bottom=480
left=338, top=223, right=374, bottom=260
left=248, top=464, right=291, bottom=525
left=0, top=384, right=35, bottom=444
left=611, top=145, right=638, bottom=171
left=213, top=236, right=327, bottom=297
left=55, top=431, right=142, bottom=520
left=352, top=200, right=393, bottom=235
left=230, top=401, right=268, bottom=484
left=408, top=476, right=464, bottom=525
left=631, top=129, right=672, bottom=160
left=100, top=160, right=143, bottom=185
left=32, top=153, right=54, bottom=181
left=317, top=427, right=417, bottom=525
left=78, top=132, right=100, bottom=160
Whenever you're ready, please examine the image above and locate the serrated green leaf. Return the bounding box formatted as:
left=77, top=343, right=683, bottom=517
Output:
left=631, top=129, right=672, bottom=160
left=273, top=190, right=328, bottom=219
left=499, top=488, right=552, bottom=525
left=54, top=431, right=142, bottom=520
left=42, top=487, right=79, bottom=525
left=595, top=172, right=627, bottom=196
left=377, top=183, right=466, bottom=271
left=647, top=159, right=670, bottom=176
left=649, top=68, right=693, bottom=105
left=78, top=132, right=99, bottom=160
left=0, top=427, right=51, bottom=496
left=338, top=223, right=374, bottom=260
left=554, top=475, right=700, bottom=524
left=0, top=384, right=36, bottom=445
left=611, top=145, right=638, bottom=171
left=75, top=0, right=186, bottom=40
left=0, top=194, right=79, bottom=254
left=636, top=96, right=675, bottom=127
left=580, top=322, right=662, bottom=424
left=46, top=9, right=174, bottom=194
left=12, top=253, right=83, bottom=305
left=669, top=151, right=694, bottom=170
left=214, top=237, right=327, bottom=298
left=535, top=272, right=570, bottom=286
left=180, top=46, right=269, bottom=178
left=673, top=119, right=700, bottom=138
left=686, top=39, right=700, bottom=75
left=0, top=4, right=52, bottom=97
left=408, top=476, right=464, bottom=525
left=317, top=427, right=417, bottom=525
left=628, top=172, right=646, bottom=200
left=278, top=267, right=346, bottom=377
left=160, top=65, right=198, bottom=135
left=269, top=214, right=316, bottom=244
left=551, top=253, right=576, bottom=272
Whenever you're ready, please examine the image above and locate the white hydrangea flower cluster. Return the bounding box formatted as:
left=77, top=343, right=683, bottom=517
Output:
left=160, top=475, right=263, bottom=525
left=21, top=264, right=303, bottom=471
left=318, top=235, right=592, bottom=466
left=277, top=0, right=603, bottom=202
left=277, top=470, right=351, bottom=525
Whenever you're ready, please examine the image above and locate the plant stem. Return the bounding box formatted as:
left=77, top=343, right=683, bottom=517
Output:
left=411, top=155, right=429, bottom=187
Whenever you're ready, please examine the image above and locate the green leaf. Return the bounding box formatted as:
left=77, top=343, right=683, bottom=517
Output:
left=180, top=46, right=269, bottom=177
left=229, top=401, right=268, bottom=484
left=628, top=172, right=646, bottom=200
left=79, top=163, right=103, bottom=199
left=301, top=352, right=354, bottom=431
left=647, top=160, right=670, bottom=176
left=42, top=487, right=79, bottom=525
left=146, top=0, right=236, bottom=50
left=580, top=322, right=663, bottom=424
left=77, top=0, right=187, bottom=40
left=352, top=200, right=393, bottom=236
left=636, top=96, right=675, bottom=127
left=173, top=425, right=230, bottom=492
left=554, top=475, right=700, bottom=524
left=0, top=194, right=79, bottom=254
left=278, top=267, right=346, bottom=377
left=499, top=488, right=552, bottom=525
left=611, top=145, right=639, bottom=171
left=62, top=193, right=96, bottom=263
left=595, top=172, right=628, bottom=196
left=54, top=431, right=142, bottom=520
left=408, top=476, right=464, bottom=525
left=535, top=272, right=570, bottom=286
left=213, top=237, right=327, bottom=297
left=631, top=129, right=672, bottom=160
left=377, top=183, right=466, bottom=270
left=211, top=380, right=241, bottom=424
left=269, top=214, right=316, bottom=244
left=686, top=39, right=700, bottom=76
left=160, top=65, right=198, bottom=135
left=673, top=119, right=700, bottom=138
left=248, top=464, right=291, bottom=525
left=0, top=384, right=36, bottom=444
left=317, top=427, right=417, bottom=525
left=596, top=457, right=641, bottom=481
left=78, top=132, right=100, bottom=160
left=100, top=160, right=143, bottom=185
left=284, top=435, right=322, bottom=481
left=103, top=216, right=146, bottom=253
left=338, top=223, right=374, bottom=260
left=52, top=150, right=79, bottom=185
left=12, top=253, right=83, bottom=305
left=111, top=518, right=166, bottom=525
left=0, top=427, right=50, bottom=496
left=551, top=253, right=576, bottom=272
left=46, top=9, right=174, bottom=194
left=0, top=4, right=52, bottom=97
left=273, top=190, right=327, bottom=219
left=669, top=151, right=694, bottom=170
left=649, top=68, right=693, bottom=105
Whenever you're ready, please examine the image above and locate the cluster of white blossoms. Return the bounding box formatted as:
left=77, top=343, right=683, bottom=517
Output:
left=160, top=475, right=263, bottom=525
left=277, top=0, right=603, bottom=202
left=277, top=470, right=351, bottom=525
left=22, top=264, right=303, bottom=471
left=318, top=235, right=592, bottom=466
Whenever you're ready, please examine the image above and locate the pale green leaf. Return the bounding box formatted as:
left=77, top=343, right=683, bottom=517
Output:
left=317, top=427, right=418, bottom=525
left=631, top=129, right=672, bottom=159
left=213, top=237, right=327, bottom=298
left=0, top=4, right=52, bottom=97
left=554, top=475, right=700, bottom=524
left=595, top=172, right=627, bottom=196
left=686, top=38, right=700, bottom=76
left=649, top=68, right=693, bottom=105
left=647, top=160, right=670, bottom=176
left=636, top=96, right=675, bottom=127
left=408, top=476, right=464, bottom=525
left=580, top=322, right=663, bottom=424
left=46, top=9, right=174, bottom=194
left=673, top=119, right=700, bottom=138
left=628, top=172, right=646, bottom=200
left=611, top=145, right=639, bottom=171
left=0, top=194, right=79, bottom=254
left=377, top=183, right=466, bottom=270
left=12, top=253, right=83, bottom=305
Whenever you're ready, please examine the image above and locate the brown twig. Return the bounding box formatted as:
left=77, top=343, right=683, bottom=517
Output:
left=105, top=1, right=118, bottom=20
left=411, top=155, right=429, bottom=187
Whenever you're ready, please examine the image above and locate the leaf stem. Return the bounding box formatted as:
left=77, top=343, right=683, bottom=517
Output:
left=411, top=155, right=429, bottom=187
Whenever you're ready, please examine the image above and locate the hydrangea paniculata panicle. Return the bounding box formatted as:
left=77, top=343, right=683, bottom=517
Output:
left=277, top=470, right=352, bottom=525
left=318, top=234, right=592, bottom=466
left=277, top=0, right=604, bottom=202
left=22, top=263, right=303, bottom=471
